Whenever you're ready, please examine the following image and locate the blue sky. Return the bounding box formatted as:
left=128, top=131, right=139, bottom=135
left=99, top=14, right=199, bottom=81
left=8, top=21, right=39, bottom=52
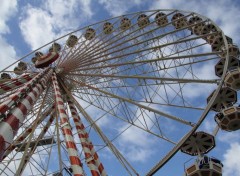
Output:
left=1, top=0, right=240, bottom=176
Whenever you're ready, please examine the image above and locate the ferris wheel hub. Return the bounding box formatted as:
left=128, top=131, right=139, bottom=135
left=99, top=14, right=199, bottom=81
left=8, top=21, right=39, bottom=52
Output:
left=55, top=67, right=64, bottom=74
left=181, top=131, right=215, bottom=156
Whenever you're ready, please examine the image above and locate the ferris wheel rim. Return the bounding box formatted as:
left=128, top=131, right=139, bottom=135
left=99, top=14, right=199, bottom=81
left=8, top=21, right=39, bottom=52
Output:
left=0, top=9, right=234, bottom=175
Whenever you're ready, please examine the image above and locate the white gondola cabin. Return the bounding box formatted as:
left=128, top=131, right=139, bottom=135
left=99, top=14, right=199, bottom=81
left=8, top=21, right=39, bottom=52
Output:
left=103, top=22, right=113, bottom=34
left=84, top=28, right=96, bottom=40
left=66, top=35, right=78, bottom=47
left=171, top=13, right=188, bottom=29
left=49, top=43, right=61, bottom=53
left=120, top=17, right=131, bottom=30
left=184, top=156, right=223, bottom=176
left=0, top=73, right=11, bottom=80
left=215, top=106, right=240, bottom=131
left=137, top=14, right=150, bottom=28
left=207, top=87, right=237, bottom=112
left=215, top=56, right=239, bottom=77
left=155, top=12, right=168, bottom=27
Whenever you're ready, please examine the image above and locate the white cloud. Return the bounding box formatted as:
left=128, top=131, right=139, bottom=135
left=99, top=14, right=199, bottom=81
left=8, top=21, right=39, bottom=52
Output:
left=79, top=0, right=93, bottom=18
left=118, top=125, right=156, bottom=162
left=0, top=1, right=17, bottom=34
left=99, top=0, right=146, bottom=16
left=201, top=118, right=216, bottom=133
left=116, top=108, right=158, bottom=163
left=209, top=127, right=240, bottom=176
left=0, top=36, right=17, bottom=71
left=223, top=142, right=240, bottom=176
left=0, top=1, right=18, bottom=71
left=19, top=0, right=94, bottom=50
left=19, top=6, right=55, bottom=51
left=181, top=62, right=217, bottom=100
left=122, top=145, right=154, bottom=163
left=218, top=131, right=240, bottom=144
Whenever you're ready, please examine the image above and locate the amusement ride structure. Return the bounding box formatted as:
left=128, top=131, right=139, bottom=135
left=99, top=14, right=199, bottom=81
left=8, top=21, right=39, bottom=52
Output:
left=0, top=9, right=239, bottom=176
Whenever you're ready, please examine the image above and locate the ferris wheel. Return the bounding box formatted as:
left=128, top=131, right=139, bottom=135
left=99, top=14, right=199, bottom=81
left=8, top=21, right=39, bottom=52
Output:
left=0, top=9, right=239, bottom=176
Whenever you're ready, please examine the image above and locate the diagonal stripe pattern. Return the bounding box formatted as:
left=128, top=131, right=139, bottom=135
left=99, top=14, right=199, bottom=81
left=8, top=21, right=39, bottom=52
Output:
left=0, top=68, right=50, bottom=118
left=0, top=74, right=35, bottom=95
left=52, top=72, right=84, bottom=176
left=0, top=69, right=53, bottom=160
left=1, top=106, right=54, bottom=161
left=68, top=98, right=107, bottom=176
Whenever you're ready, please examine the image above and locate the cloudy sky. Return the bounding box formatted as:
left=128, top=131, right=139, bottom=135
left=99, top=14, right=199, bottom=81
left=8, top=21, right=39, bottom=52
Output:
left=1, top=0, right=240, bottom=175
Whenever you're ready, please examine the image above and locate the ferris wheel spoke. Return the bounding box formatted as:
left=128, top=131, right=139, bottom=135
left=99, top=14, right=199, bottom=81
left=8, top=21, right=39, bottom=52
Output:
left=133, top=100, right=204, bottom=111
left=67, top=12, right=193, bottom=66
left=67, top=73, right=219, bottom=84
left=64, top=45, right=204, bottom=85
left=66, top=42, right=221, bottom=73
left=61, top=16, right=205, bottom=71
left=156, top=57, right=218, bottom=73
left=67, top=63, right=205, bottom=110
left=69, top=57, right=218, bottom=101
left=68, top=78, right=195, bottom=127
left=60, top=11, right=175, bottom=66
left=66, top=51, right=220, bottom=87
left=66, top=75, right=211, bottom=110
left=75, top=82, right=202, bottom=108
left=69, top=51, right=218, bottom=76
left=72, top=92, right=177, bottom=144
left=64, top=90, right=139, bottom=175
left=74, top=90, right=204, bottom=110
left=14, top=112, right=55, bottom=175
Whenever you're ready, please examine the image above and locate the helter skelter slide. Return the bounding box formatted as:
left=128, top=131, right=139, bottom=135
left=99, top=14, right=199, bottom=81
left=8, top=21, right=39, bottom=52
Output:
left=0, top=9, right=239, bottom=176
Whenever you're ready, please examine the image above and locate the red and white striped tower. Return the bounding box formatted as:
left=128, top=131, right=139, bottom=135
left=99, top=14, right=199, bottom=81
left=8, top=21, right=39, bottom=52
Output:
left=88, top=141, right=106, bottom=176
left=68, top=99, right=102, bottom=176
left=0, top=69, right=53, bottom=159
left=0, top=69, right=49, bottom=117
left=1, top=106, right=54, bottom=161
left=0, top=74, right=35, bottom=94
left=67, top=99, right=107, bottom=176
left=51, top=72, right=84, bottom=176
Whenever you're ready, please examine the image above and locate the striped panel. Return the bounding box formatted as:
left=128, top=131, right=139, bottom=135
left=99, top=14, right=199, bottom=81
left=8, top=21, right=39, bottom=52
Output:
left=0, top=69, right=52, bottom=160
left=0, top=74, right=34, bottom=94
left=68, top=99, right=107, bottom=176
left=0, top=69, right=49, bottom=117
left=0, top=83, right=42, bottom=159
left=51, top=72, right=84, bottom=176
